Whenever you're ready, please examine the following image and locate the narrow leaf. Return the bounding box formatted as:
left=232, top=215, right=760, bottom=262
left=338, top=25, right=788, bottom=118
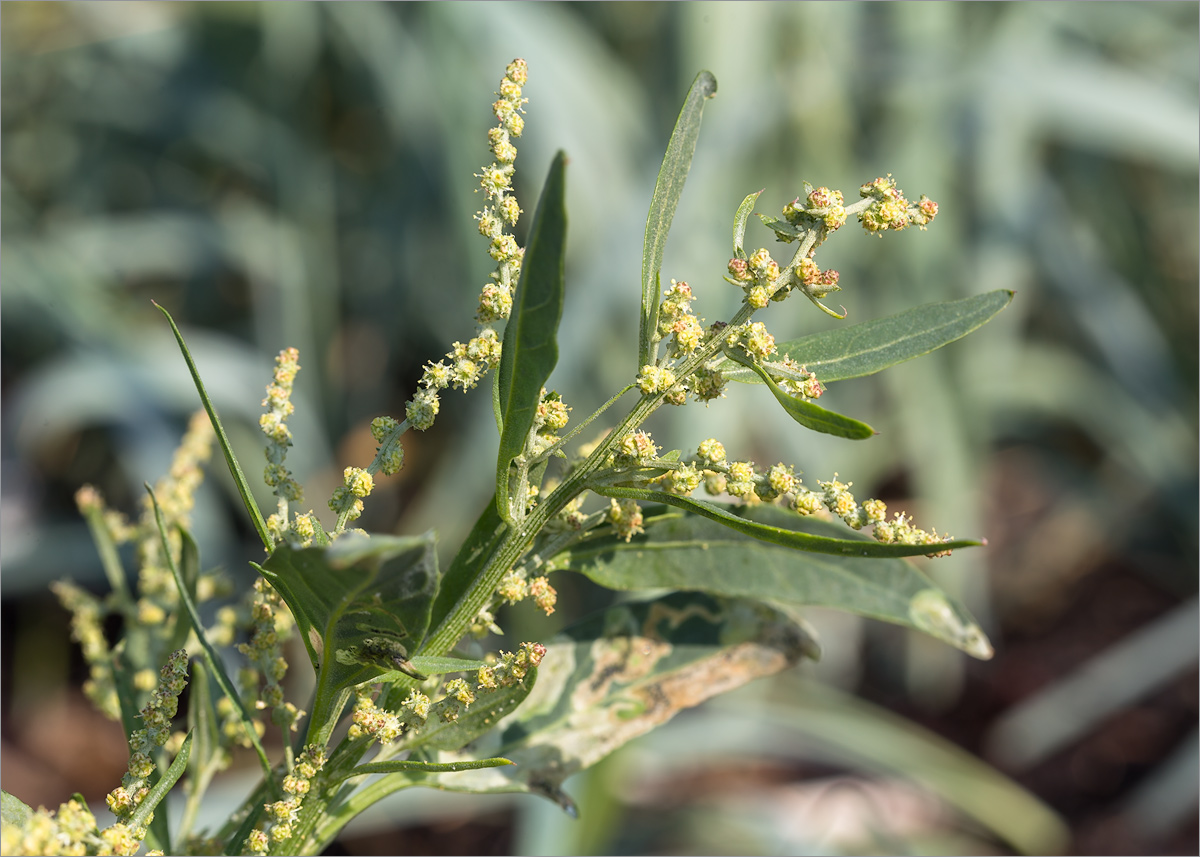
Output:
left=555, top=502, right=992, bottom=659
left=732, top=189, right=763, bottom=259
left=153, top=302, right=272, bottom=551
left=592, top=487, right=982, bottom=560
left=496, top=152, right=568, bottom=520
left=422, top=591, right=814, bottom=811
left=342, top=757, right=513, bottom=780
left=639, top=70, right=718, bottom=369
left=406, top=656, right=490, bottom=675
left=721, top=290, right=1015, bottom=384
left=723, top=347, right=875, bottom=439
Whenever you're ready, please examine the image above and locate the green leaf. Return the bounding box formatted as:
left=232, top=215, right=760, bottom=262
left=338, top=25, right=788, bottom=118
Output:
left=592, top=487, right=984, bottom=560
left=341, top=757, right=513, bottom=781
left=721, top=290, right=1015, bottom=384
left=732, top=189, right=763, bottom=259
left=259, top=532, right=440, bottom=726
left=406, top=656, right=489, bottom=675
left=1, top=791, right=33, bottom=829
left=496, top=151, right=568, bottom=521
left=420, top=591, right=815, bottom=812
left=153, top=302, right=272, bottom=551
left=722, top=346, right=875, bottom=440
left=639, top=70, right=718, bottom=370
left=557, top=501, right=992, bottom=659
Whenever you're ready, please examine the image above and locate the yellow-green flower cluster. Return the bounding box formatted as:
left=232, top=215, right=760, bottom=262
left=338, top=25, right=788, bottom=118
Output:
left=245, top=745, right=325, bottom=855
left=766, top=356, right=824, bottom=400
left=613, top=429, right=659, bottom=466
left=783, top=184, right=848, bottom=234
left=106, top=649, right=189, bottom=836
left=2, top=796, right=105, bottom=857
left=328, top=466, right=373, bottom=523
left=657, top=279, right=706, bottom=358
left=51, top=579, right=119, bottom=720
left=474, top=58, right=527, bottom=328
left=662, top=441, right=955, bottom=556
left=528, top=389, right=571, bottom=456
left=236, top=578, right=301, bottom=732
left=398, top=58, right=530, bottom=442
left=726, top=320, right=776, bottom=362
left=607, top=498, right=645, bottom=542
left=135, top=410, right=215, bottom=617
left=361, top=644, right=545, bottom=740
left=857, top=174, right=938, bottom=234
left=348, top=687, right=404, bottom=745
left=727, top=247, right=787, bottom=308
left=260, top=348, right=304, bottom=507
left=495, top=567, right=558, bottom=616
left=369, top=416, right=404, bottom=476
left=636, top=364, right=676, bottom=395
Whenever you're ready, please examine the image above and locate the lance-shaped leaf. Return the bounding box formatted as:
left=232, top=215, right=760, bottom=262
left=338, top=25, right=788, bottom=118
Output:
left=732, top=189, right=763, bottom=260
left=552, top=502, right=992, bottom=660
left=720, top=290, right=1015, bottom=384
left=723, top=346, right=875, bottom=440
left=339, top=757, right=513, bottom=782
left=259, top=532, right=440, bottom=716
left=592, top=487, right=984, bottom=560
left=414, top=591, right=816, bottom=812
left=496, top=151, right=568, bottom=520
left=639, top=70, right=718, bottom=370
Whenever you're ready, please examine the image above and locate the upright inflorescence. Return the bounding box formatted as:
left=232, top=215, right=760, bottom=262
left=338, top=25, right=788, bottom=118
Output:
left=260, top=348, right=303, bottom=505
left=136, top=411, right=215, bottom=621
left=58, top=415, right=225, bottom=726
left=237, top=577, right=302, bottom=735
left=244, top=745, right=326, bottom=855
left=104, top=649, right=191, bottom=849
left=330, top=60, right=532, bottom=537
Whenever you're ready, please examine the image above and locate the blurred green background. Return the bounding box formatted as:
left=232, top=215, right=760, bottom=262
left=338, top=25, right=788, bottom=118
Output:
left=2, top=2, right=1196, bottom=854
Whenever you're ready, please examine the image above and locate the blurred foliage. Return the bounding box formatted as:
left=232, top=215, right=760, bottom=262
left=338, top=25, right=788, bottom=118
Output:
left=2, top=2, right=1196, bottom=855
